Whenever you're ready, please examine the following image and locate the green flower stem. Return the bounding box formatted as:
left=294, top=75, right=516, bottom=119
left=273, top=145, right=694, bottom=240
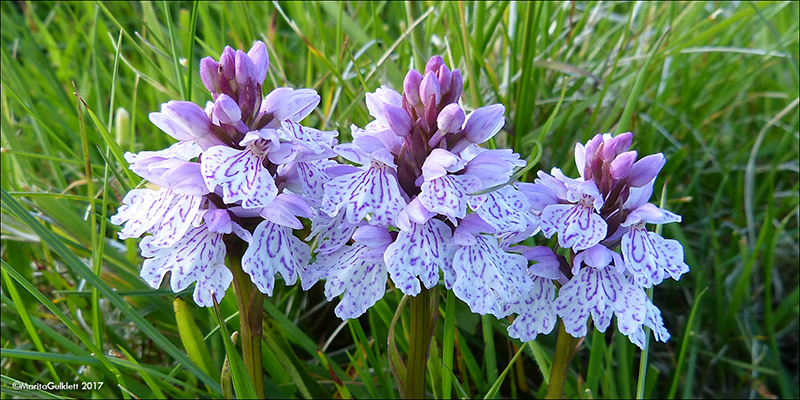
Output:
left=406, top=286, right=439, bottom=399
left=546, top=322, right=580, bottom=399
left=228, top=244, right=265, bottom=398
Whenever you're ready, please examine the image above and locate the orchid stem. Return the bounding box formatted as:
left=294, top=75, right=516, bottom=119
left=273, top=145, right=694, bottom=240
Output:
left=406, top=286, right=438, bottom=399
left=546, top=321, right=580, bottom=399
left=228, top=243, right=265, bottom=398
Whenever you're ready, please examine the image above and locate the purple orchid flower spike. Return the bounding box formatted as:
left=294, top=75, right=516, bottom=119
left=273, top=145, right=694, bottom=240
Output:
left=306, top=56, right=546, bottom=321
left=111, top=40, right=335, bottom=307
left=522, top=132, right=688, bottom=348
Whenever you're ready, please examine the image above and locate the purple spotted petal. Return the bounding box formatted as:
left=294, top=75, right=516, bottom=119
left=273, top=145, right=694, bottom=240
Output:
left=308, top=211, right=358, bottom=256
left=471, top=186, right=530, bottom=234
left=139, top=225, right=229, bottom=307
left=620, top=223, right=662, bottom=287
left=452, top=235, right=532, bottom=318
left=321, top=164, right=407, bottom=226
left=242, top=220, right=311, bottom=296
left=201, top=145, right=278, bottom=209
left=148, top=193, right=202, bottom=248
left=554, top=266, right=646, bottom=337
left=622, top=203, right=682, bottom=227
left=310, top=244, right=388, bottom=320
left=111, top=188, right=173, bottom=240
left=418, top=174, right=482, bottom=223
left=507, top=276, right=557, bottom=342
left=384, top=219, right=458, bottom=295
left=540, top=203, right=607, bottom=251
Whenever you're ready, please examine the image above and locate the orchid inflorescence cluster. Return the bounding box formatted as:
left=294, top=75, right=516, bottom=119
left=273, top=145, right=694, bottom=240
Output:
left=112, top=41, right=688, bottom=348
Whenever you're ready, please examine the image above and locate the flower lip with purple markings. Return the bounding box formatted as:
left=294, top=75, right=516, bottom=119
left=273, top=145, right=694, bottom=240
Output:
left=528, top=132, right=688, bottom=348
left=112, top=40, right=336, bottom=306
left=307, top=56, right=550, bottom=326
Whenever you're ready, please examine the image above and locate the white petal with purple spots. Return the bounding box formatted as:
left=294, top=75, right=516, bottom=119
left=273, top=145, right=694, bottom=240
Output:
left=540, top=203, right=607, bottom=251
left=507, top=276, right=557, bottom=342
left=419, top=174, right=482, bottom=223
left=322, top=164, right=406, bottom=226
left=201, top=145, right=278, bottom=209
left=148, top=194, right=202, bottom=248
left=242, top=220, right=311, bottom=296
left=309, top=244, right=388, bottom=320
left=139, top=225, right=230, bottom=307
left=112, top=188, right=175, bottom=240
left=452, top=235, right=532, bottom=318
left=384, top=219, right=458, bottom=295
left=470, top=186, right=531, bottom=234
left=621, top=223, right=689, bottom=287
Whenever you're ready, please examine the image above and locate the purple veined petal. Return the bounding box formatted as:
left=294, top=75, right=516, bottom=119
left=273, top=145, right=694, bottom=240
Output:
left=534, top=170, right=569, bottom=200
left=452, top=235, right=532, bottom=318
left=266, top=141, right=298, bottom=165
left=309, top=244, right=389, bottom=320
left=620, top=223, right=663, bottom=287
left=515, top=182, right=559, bottom=212
left=463, top=104, right=505, bottom=144
left=309, top=211, right=358, bottom=256
left=285, top=158, right=337, bottom=200
left=565, top=180, right=604, bottom=211
left=622, top=202, right=682, bottom=227
left=201, top=145, right=278, bottom=209
left=553, top=266, right=595, bottom=337
left=627, top=153, right=666, bottom=187
left=514, top=246, right=561, bottom=279
left=471, top=186, right=531, bottom=234
left=396, top=197, right=435, bottom=231
left=139, top=225, right=229, bottom=306
left=651, top=233, right=690, bottom=281
left=418, top=173, right=482, bottom=223
left=541, top=202, right=608, bottom=251
left=148, top=193, right=202, bottom=248
left=280, top=120, right=338, bottom=153
left=242, top=220, right=311, bottom=296
left=247, top=41, right=269, bottom=84
left=506, top=276, right=557, bottom=342
left=335, top=143, right=372, bottom=165
left=421, top=148, right=464, bottom=181
left=231, top=221, right=252, bottom=244
left=385, top=219, right=458, bottom=295
left=599, top=267, right=647, bottom=336
left=112, top=188, right=175, bottom=240
left=193, top=263, right=234, bottom=307
left=321, top=164, right=407, bottom=226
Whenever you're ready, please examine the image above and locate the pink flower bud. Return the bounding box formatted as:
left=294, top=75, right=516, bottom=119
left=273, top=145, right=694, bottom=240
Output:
left=437, top=103, right=465, bottom=133
left=464, top=104, right=505, bottom=144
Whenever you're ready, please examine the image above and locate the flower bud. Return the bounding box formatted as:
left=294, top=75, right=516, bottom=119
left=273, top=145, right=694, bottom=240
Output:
left=247, top=41, right=269, bottom=84
left=437, top=103, right=465, bottom=133
left=443, top=69, right=463, bottom=105
left=437, top=64, right=452, bottom=95
left=149, top=101, right=211, bottom=141
left=403, top=70, right=423, bottom=107
left=601, top=132, right=633, bottom=162
left=200, top=57, right=221, bottom=96
left=235, top=50, right=256, bottom=87
left=609, top=150, right=637, bottom=179
left=419, top=71, right=442, bottom=108
left=627, top=153, right=665, bottom=187
left=219, top=47, right=236, bottom=81
left=425, top=55, right=445, bottom=75
left=463, top=104, right=505, bottom=144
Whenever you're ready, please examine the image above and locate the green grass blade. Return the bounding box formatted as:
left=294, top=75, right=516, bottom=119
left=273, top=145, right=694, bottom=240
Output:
left=211, top=296, right=258, bottom=399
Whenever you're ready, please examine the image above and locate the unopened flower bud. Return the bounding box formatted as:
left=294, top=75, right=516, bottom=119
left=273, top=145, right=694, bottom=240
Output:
left=247, top=41, right=269, bottom=84
left=437, top=64, right=452, bottom=95
left=437, top=103, right=465, bottom=133
left=464, top=104, right=505, bottom=144
left=384, top=104, right=413, bottom=137
left=200, top=57, right=221, bottom=96
left=213, top=94, right=242, bottom=124
left=235, top=50, right=256, bottom=87
left=627, top=153, right=665, bottom=187
left=601, top=132, right=633, bottom=162
left=419, top=71, right=442, bottom=108
left=610, top=150, right=637, bottom=179
left=219, top=47, right=236, bottom=80
left=425, top=55, right=445, bottom=75
left=403, top=70, right=423, bottom=107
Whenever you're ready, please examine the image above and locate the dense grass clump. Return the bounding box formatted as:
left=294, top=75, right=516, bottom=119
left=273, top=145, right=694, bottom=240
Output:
left=1, top=2, right=797, bottom=398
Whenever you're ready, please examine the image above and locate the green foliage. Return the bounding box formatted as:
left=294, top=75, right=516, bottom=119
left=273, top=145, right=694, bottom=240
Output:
left=1, top=1, right=798, bottom=398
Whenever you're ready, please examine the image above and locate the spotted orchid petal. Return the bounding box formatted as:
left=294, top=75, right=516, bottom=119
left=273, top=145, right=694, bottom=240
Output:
left=242, top=220, right=311, bottom=296
left=540, top=203, right=607, bottom=251
left=201, top=144, right=278, bottom=209
left=418, top=173, right=482, bottom=223
left=553, top=266, right=646, bottom=338
left=621, top=223, right=689, bottom=287
left=507, top=276, right=557, bottom=342
left=308, top=211, right=358, bottom=256
left=148, top=193, right=202, bottom=248
left=140, top=225, right=231, bottom=307
left=111, top=188, right=174, bottom=240
left=321, top=164, right=407, bottom=226
left=470, top=186, right=531, bottom=234
left=308, top=244, right=388, bottom=320
left=627, top=294, right=671, bottom=349
left=452, top=235, right=532, bottom=318
left=385, top=219, right=458, bottom=295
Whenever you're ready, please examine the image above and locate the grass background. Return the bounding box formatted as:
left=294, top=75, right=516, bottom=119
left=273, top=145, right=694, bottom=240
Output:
left=1, top=1, right=798, bottom=398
